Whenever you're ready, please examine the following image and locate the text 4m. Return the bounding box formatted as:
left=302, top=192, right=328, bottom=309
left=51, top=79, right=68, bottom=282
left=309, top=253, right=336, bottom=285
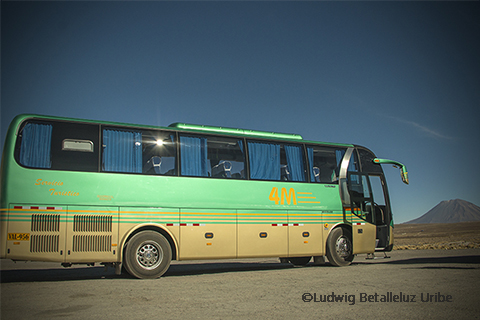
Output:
left=269, top=187, right=297, bottom=205
left=269, top=187, right=321, bottom=206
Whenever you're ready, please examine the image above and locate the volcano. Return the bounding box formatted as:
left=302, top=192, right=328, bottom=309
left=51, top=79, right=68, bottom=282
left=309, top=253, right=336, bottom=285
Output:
left=405, top=199, right=480, bottom=224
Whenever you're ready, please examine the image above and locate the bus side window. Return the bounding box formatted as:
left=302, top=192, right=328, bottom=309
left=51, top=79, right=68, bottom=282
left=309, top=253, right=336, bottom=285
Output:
left=307, top=146, right=347, bottom=184
left=180, top=134, right=245, bottom=179
left=141, top=131, right=177, bottom=175
left=16, top=120, right=100, bottom=172
left=52, top=122, right=99, bottom=172
left=102, top=128, right=178, bottom=175
left=248, top=141, right=280, bottom=180
left=248, top=141, right=306, bottom=182
left=281, top=144, right=306, bottom=182
left=103, top=129, right=143, bottom=173
left=16, top=121, right=53, bottom=168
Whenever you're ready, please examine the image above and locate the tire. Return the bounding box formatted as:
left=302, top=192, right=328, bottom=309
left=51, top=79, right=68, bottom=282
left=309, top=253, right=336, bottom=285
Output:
left=326, top=228, right=353, bottom=267
left=288, top=257, right=311, bottom=266
left=124, top=231, right=172, bottom=279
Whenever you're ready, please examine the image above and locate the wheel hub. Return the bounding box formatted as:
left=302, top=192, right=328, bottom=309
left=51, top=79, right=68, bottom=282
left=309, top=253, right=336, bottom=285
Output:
left=137, top=242, right=163, bottom=269
left=336, top=237, right=351, bottom=258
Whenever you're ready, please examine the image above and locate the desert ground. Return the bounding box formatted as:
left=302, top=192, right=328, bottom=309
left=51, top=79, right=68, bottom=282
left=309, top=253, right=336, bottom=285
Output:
left=2, top=222, right=480, bottom=319
left=394, top=221, right=480, bottom=250
left=2, top=249, right=479, bottom=319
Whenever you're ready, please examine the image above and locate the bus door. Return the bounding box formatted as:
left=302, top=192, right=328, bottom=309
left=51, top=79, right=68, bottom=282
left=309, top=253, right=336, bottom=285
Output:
left=338, top=148, right=375, bottom=254
left=370, top=157, right=409, bottom=251
left=345, top=172, right=376, bottom=254
left=368, top=175, right=392, bottom=251
left=345, top=172, right=393, bottom=253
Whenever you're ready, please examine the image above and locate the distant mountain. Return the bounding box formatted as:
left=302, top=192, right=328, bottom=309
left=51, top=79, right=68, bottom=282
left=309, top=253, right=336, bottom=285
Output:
left=405, top=199, right=480, bottom=224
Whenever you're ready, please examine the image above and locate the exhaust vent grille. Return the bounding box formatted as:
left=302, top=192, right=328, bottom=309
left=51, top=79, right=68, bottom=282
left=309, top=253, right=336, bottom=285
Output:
left=31, top=214, right=60, bottom=232
left=73, top=235, right=112, bottom=252
left=73, top=215, right=112, bottom=232
left=30, top=235, right=59, bottom=252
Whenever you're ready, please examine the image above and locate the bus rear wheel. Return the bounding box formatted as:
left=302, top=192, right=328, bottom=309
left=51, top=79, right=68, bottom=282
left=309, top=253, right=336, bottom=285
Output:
left=124, top=231, right=172, bottom=279
left=326, top=228, right=353, bottom=267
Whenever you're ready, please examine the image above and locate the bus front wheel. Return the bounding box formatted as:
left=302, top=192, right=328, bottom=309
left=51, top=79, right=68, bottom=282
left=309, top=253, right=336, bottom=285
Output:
left=124, top=231, right=172, bottom=279
left=326, top=228, right=353, bottom=267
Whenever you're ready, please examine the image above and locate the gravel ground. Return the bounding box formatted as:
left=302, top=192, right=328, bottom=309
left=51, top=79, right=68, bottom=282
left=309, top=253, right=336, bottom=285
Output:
left=1, top=249, right=480, bottom=319
left=393, top=221, right=480, bottom=250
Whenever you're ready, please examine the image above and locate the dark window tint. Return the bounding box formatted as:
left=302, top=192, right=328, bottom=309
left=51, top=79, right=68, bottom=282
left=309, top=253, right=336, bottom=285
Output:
left=51, top=122, right=99, bottom=172
left=357, top=147, right=383, bottom=174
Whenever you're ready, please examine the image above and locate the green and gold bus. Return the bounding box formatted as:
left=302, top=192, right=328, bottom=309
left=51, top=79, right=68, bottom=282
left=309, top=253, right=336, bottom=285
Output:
left=0, top=114, right=408, bottom=278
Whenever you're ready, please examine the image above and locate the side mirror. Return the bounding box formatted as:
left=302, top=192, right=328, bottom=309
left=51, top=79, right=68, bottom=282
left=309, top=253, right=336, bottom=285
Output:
left=373, top=158, right=409, bottom=185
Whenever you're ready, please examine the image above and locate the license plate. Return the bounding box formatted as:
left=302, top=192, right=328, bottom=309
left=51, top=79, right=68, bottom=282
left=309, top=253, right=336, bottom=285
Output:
left=8, top=233, right=30, bottom=241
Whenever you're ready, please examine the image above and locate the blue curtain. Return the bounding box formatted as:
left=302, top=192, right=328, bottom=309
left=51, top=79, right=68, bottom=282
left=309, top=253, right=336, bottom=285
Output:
left=284, top=145, right=305, bottom=182
left=103, top=129, right=142, bottom=173
left=238, top=140, right=244, bottom=152
left=248, top=142, right=280, bottom=180
left=180, top=136, right=208, bottom=177
left=307, top=147, right=315, bottom=182
left=20, top=123, right=52, bottom=168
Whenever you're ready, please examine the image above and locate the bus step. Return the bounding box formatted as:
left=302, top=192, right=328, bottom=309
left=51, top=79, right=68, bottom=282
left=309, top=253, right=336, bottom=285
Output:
left=366, top=252, right=390, bottom=260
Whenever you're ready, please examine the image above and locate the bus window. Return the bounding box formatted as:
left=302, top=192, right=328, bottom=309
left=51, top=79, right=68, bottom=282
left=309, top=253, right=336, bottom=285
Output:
left=180, top=134, right=245, bottom=179
left=306, top=146, right=357, bottom=183
left=248, top=141, right=306, bottom=182
left=102, top=128, right=143, bottom=173
left=357, top=147, right=383, bottom=174
left=307, top=146, right=338, bottom=183
left=347, top=172, right=374, bottom=224
left=51, top=122, right=99, bottom=172
left=102, top=128, right=177, bottom=175
left=16, top=120, right=99, bottom=172
left=142, top=131, right=177, bottom=175
left=281, top=144, right=306, bottom=182
left=17, top=121, right=53, bottom=168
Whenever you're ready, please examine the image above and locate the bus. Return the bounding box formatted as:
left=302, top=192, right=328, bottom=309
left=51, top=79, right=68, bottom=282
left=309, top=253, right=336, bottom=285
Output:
left=0, top=114, right=408, bottom=279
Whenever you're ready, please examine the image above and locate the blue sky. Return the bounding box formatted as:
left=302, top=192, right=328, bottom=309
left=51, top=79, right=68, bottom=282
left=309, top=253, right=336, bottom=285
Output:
left=2, top=1, right=479, bottom=223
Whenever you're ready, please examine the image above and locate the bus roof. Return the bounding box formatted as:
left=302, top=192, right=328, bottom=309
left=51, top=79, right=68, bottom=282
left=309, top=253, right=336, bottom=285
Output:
left=169, top=122, right=304, bottom=140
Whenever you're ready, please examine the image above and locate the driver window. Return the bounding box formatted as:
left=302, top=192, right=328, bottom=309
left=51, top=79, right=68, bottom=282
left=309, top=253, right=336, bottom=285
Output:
left=348, top=173, right=374, bottom=224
